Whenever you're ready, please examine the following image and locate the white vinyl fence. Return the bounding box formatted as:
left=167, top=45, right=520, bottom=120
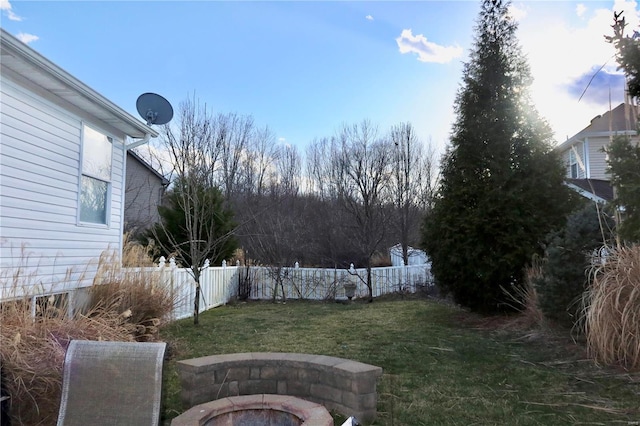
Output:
left=137, top=258, right=434, bottom=320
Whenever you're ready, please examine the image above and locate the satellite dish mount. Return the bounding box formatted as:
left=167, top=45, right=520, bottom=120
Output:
left=136, top=93, right=174, bottom=126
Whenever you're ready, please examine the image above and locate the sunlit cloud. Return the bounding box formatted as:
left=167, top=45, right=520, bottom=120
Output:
left=576, top=4, right=587, bottom=18
left=0, top=0, right=22, bottom=21
left=566, top=67, right=625, bottom=105
left=508, top=4, right=527, bottom=22
left=518, top=0, right=640, bottom=141
left=16, top=33, right=39, bottom=44
left=396, top=29, right=463, bottom=64
left=365, top=15, right=374, bottom=21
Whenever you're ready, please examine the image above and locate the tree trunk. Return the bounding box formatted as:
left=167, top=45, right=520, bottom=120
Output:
left=402, top=243, right=409, bottom=266
left=194, top=282, right=201, bottom=325
left=366, top=264, right=373, bottom=303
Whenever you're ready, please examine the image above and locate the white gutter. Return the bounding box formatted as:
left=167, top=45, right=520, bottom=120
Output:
left=565, top=182, right=607, bottom=204
left=126, top=133, right=153, bottom=150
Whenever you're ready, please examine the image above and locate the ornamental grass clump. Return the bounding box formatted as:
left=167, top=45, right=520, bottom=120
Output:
left=0, top=286, right=136, bottom=425
left=583, top=244, right=640, bottom=371
left=501, top=257, right=545, bottom=329
left=0, top=241, right=176, bottom=425
left=86, top=240, right=178, bottom=341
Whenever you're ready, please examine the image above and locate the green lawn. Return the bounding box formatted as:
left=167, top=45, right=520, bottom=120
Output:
left=160, top=297, right=640, bottom=425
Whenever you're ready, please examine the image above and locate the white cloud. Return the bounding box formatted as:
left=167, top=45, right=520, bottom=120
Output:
left=396, top=29, right=463, bottom=64
left=0, top=0, right=22, bottom=21
left=576, top=4, right=587, bottom=18
left=517, top=1, right=640, bottom=141
left=508, top=4, right=527, bottom=22
left=614, top=0, right=639, bottom=29
left=365, top=15, right=374, bottom=21
left=278, top=137, right=286, bottom=143
left=16, top=33, right=39, bottom=44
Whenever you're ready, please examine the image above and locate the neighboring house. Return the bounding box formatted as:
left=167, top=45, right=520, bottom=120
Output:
left=124, top=150, right=169, bottom=235
left=0, top=29, right=158, bottom=303
left=556, top=103, right=638, bottom=202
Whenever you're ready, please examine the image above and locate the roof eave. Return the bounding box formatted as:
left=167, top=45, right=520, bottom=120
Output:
left=0, top=29, right=158, bottom=139
left=556, top=130, right=637, bottom=151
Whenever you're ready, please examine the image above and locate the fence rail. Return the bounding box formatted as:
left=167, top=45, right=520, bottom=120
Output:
left=138, top=258, right=433, bottom=320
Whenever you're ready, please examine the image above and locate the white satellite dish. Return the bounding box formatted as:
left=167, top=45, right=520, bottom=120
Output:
left=136, top=93, right=173, bottom=126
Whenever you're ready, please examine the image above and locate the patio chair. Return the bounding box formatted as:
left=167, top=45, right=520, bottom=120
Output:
left=56, top=340, right=166, bottom=426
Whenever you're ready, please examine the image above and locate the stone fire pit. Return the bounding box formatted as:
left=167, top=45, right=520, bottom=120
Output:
left=171, top=394, right=333, bottom=426
left=175, top=352, right=383, bottom=422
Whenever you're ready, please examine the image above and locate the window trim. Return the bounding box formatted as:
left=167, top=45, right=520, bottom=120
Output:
left=78, top=123, right=114, bottom=228
left=569, top=149, right=579, bottom=178
left=568, top=141, right=585, bottom=179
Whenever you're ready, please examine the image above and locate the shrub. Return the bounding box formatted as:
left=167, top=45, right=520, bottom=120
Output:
left=534, top=203, right=614, bottom=326
left=583, top=245, right=640, bottom=371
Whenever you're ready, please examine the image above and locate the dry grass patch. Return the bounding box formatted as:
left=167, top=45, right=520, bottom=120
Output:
left=500, top=258, right=546, bottom=331
left=0, top=296, right=136, bottom=425
left=87, top=244, right=177, bottom=341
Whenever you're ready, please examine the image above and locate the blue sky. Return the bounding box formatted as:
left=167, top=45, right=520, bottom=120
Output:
left=2, top=1, right=639, bottom=157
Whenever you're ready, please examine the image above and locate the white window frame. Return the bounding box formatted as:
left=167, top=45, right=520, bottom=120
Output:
left=78, top=123, right=113, bottom=227
left=568, top=141, right=585, bottom=179
left=569, top=149, right=579, bottom=178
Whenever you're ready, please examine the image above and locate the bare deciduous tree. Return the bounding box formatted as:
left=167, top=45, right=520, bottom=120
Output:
left=153, top=96, right=237, bottom=325
left=239, top=125, right=279, bottom=197
left=388, top=123, right=438, bottom=265
left=239, top=143, right=306, bottom=301
left=331, top=120, right=392, bottom=301
left=218, top=113, right=254, bottom=200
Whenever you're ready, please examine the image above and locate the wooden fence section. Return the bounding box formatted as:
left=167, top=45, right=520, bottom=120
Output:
left=138, top=258, right=433, bottom=320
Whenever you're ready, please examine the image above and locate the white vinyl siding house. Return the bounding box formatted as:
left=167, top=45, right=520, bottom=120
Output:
left=584, top=137, right=611, bottom=180
left=0, top=29, right=157, bottom=301
left=566, top=141, right=586, bottom=179
left=557, top=103, right=638, bottom=181
left=556, top=103, right=638, bottom=203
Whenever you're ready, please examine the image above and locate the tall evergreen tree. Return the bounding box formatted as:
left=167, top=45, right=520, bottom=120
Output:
left=607, top=135, right=640, bottom=243
left=606, top=11, right=640, bottom=100
left=606, top=13, right=640, bottom=243
left=422, top=0, right=574, bottom=312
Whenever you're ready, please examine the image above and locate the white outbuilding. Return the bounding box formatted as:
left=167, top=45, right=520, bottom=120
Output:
left=389, top=244, right=429, bottom=267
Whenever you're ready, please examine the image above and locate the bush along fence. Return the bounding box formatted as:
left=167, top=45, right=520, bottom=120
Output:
left=132, top=259, right=434, bottom=320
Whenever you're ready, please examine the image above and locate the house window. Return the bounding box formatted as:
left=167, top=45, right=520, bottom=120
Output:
left=568, top=149, right=579, bottom=178
left=79, top=125, right=112, bottom=225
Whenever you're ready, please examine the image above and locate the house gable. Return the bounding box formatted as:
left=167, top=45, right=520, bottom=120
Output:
left=557, top=103, right=638, bottom=181
left=557, top=103, right=638, bottom=202
left=0, top=29, right=157, bottom=299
